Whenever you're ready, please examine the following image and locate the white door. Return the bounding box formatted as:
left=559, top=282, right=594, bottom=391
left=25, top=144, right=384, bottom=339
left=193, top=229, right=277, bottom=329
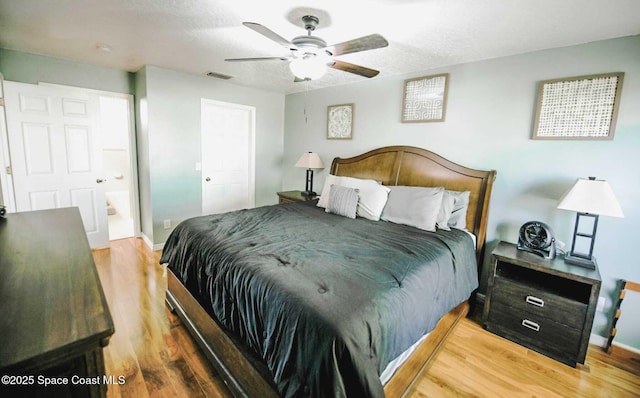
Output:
left=201, top=99, right=255, bottom=215
left=4, top=81, right=109, bottom=248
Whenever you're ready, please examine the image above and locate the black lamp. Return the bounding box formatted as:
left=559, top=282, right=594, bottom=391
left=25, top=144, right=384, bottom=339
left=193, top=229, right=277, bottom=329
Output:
left=295, top=152, right=324, bottom=196
left=557, top=177, right=624, bottom=270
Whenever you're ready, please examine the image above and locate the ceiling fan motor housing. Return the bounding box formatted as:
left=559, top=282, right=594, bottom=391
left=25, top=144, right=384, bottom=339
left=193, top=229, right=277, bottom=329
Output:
left=302, top=15, right=319, bottom=32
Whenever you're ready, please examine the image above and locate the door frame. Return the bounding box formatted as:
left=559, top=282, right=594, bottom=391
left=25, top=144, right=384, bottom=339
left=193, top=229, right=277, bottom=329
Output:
left=0, top=73, right=16, bottom=212
left=0, top=81, right=141, bottom=239
left=200, top=98, right=256, bottom=215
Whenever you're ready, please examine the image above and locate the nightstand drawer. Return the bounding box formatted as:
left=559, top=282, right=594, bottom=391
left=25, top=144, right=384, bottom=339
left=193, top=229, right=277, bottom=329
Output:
left=487, top=301, right=582, bottom=361
left=492, top=275, right=588, bottom=329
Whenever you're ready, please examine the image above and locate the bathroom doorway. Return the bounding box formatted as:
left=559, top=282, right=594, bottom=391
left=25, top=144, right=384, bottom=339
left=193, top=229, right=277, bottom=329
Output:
left=100, top=95, right=136, bottom=240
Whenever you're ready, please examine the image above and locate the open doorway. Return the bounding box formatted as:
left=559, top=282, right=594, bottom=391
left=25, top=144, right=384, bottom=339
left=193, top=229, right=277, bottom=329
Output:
left=100, top=95, right=135, bottom=240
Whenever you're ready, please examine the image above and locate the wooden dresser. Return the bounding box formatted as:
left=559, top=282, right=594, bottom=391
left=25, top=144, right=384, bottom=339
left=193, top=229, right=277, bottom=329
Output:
left=483, top=241, right=601, bottom=367
left=0, top=208, right=114, bottom=397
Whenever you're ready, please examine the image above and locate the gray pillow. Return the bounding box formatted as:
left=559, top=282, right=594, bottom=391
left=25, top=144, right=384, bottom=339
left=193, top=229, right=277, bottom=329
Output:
left=325, top=184, right=359, bottom=219
left=381, top=186, right=444, bottom=231
left=447, top=190, right=471, bottom=230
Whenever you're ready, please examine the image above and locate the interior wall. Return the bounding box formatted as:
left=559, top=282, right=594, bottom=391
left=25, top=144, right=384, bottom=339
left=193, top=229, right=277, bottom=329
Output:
left=0, top=48, right=134, bottom=94
left=142, top=65, right=285, bottom=244
left=283, top=35, right=640, bottom=348
left=0, top=50, right=286, bottom=247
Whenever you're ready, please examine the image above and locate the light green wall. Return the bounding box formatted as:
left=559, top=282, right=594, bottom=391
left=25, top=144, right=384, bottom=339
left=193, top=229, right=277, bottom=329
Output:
left=0, top=48, right=134, bottom=94
left=283, top=35, right=640, bottom=348
left=0, top=50, right=285, bottom=247
left=135, top=67, right=153, bottom=240
left=141, top=65, right=285, bottom=243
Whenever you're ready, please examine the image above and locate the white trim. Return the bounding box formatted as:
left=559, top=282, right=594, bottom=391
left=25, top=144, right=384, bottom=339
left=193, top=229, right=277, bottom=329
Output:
left=141, top=232, right=154, bottom=249
left=0, top=74, right=16, bottom=212
left=612, top=340, right=640, bottom=354
left=589, top=332, right=640, bottom=354
left=589, top=333, right=607, bottom=347
left=40, top=82, right=141, bottom=239
left=200, top=98, right=256, bottom=213
left=141, top=231, right=164, bottom=251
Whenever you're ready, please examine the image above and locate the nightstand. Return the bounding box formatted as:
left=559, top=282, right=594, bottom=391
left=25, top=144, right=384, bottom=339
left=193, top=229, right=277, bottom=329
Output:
left=277, top=190, right=317, bottom=204
left=482, top=241, right=601, bottom=367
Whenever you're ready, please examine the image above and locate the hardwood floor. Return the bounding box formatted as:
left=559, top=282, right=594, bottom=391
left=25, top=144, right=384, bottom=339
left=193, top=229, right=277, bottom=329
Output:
left=93, top=238, right=640, bottom=397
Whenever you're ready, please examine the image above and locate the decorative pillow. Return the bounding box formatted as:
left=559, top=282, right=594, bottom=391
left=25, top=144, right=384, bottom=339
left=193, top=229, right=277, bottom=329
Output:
left=436, top=192, right=456, bottom=231
left=333, top=176, right=388, bottom=221
left=447, top=190, right=471, bottom=230
left=381, top=186, right=444, bottom=231
left=325, top=185, right=359, bottom=219
left=317, top=174, right=343, bottom=208
left=318, top=175, right=389, bottom=220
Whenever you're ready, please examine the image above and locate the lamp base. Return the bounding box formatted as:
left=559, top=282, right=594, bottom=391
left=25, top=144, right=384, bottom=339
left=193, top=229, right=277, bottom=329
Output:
left=564, top=253, right=597, bottom=270
left=301, top=191, right=317, bottom=197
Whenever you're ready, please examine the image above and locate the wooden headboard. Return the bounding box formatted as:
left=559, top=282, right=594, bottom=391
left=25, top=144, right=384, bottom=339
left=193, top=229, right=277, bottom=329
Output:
left=330, top=146, right=497, bottom=262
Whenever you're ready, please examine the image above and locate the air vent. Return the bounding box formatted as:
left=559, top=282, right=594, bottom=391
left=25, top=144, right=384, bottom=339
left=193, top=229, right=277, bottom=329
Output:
left=205, top=71, right=233, bottom=80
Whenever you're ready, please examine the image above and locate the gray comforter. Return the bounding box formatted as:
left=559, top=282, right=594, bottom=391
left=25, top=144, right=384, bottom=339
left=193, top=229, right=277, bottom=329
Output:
left=160, top=200, right=478, bottom=397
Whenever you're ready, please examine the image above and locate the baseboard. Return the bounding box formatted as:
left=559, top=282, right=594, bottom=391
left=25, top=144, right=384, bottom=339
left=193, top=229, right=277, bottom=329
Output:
left=589, top=333, right=640, bottom=355
left=589, top=333, right=607, bottom=348
left=141, top=232, right=165, bottom=251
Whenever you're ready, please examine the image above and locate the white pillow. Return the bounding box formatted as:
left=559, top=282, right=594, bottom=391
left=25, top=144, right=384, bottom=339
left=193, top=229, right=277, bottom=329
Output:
left=381, top=186, right=444, bottom=232
left=317, top=174, right=343, bottom=208
left=447, top=190, right=471, bottom=230
left=317, top=175, right=390, bottom=221
left=338, top=176, right=390, bottom=221
left=436, top=192, right=456, bottom=231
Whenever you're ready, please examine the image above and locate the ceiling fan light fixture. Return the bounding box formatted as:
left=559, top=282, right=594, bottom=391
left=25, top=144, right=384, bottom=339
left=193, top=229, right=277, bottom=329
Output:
left=289, top=53, right=330, bottom=80
left=228, top=16, right=386, bottom=81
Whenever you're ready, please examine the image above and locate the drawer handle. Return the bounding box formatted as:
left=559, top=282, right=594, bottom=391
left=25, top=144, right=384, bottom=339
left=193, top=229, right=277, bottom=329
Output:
left=522, top=319, right=540, bottom=332
left=525, top=295, right=545, bottom=308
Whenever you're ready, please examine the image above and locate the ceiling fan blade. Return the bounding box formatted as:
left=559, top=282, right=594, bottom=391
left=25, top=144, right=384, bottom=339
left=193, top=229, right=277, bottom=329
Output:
left=243, top=22, right=295, bottom=49
left=225, top=56, right=291, bottom=62
left=329, top=60, right=380, bottom=78
left=328, top=34, right=388, bottom=57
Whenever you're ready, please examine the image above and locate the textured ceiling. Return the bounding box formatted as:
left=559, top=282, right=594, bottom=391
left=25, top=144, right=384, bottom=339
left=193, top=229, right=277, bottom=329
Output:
left=1, top=0, right=639, bottom=94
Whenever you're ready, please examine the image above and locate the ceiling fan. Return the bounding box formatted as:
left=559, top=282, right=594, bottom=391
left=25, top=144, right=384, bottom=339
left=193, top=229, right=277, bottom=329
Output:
left=225, top=15, right=388, bottom=81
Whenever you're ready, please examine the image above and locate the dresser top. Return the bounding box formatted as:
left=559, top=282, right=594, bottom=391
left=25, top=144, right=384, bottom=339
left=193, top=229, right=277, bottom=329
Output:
left=0, top=207, right=114, bottom=371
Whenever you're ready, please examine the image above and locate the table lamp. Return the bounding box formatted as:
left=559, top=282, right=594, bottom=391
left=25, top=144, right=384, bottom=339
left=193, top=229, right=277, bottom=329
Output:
left=295, top=152, right=324, bottom=196
left=557, top=177, right=623, bottom=269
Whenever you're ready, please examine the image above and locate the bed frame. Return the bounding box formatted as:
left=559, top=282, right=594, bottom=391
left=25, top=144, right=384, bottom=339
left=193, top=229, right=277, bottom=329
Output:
left=165, top=145, right=496, bottom=398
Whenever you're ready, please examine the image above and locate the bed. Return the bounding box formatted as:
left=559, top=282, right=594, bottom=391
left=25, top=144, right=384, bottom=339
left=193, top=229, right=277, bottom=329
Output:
left=161, top=146, right=496, bottom=397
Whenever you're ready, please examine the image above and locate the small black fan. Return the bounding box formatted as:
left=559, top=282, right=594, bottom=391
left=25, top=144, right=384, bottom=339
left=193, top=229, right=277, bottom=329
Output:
left=517, top=221, right=556, bottom=259
left=226, top=15, right=388, bottom=80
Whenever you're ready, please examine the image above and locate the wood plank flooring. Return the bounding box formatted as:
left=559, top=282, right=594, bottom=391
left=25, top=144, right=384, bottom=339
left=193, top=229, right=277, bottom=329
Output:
left=94, top=238, right=640, bottom=397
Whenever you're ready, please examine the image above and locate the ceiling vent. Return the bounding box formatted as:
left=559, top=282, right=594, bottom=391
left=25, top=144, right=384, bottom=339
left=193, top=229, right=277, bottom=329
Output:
left=205, top=71, right=233, bottom=80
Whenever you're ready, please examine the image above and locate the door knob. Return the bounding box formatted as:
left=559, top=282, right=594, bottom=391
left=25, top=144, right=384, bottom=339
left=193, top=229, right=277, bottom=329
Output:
left=205, top=177, right=211, bottom=182
left=96, top=178, right=105, bottom=183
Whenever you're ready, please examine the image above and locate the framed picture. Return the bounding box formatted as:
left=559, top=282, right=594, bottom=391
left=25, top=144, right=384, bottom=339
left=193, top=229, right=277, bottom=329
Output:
left=327, top=103, right=354, bottom=139
left=532, top=72, right=624, bottom=140
left=402, top=73, right=449, bottom=123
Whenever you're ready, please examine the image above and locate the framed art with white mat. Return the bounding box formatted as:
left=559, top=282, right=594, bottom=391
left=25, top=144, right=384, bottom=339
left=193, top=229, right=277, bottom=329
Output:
left=532, top=72, right=624, bottom=140
left=401, top=73, right=449, bottom=123
left=327, top=103, right=354, bottom=140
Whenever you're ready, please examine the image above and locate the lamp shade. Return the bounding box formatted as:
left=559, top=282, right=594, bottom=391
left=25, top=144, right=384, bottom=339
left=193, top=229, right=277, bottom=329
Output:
left=557, top=177, right=623, bottom=217
left=295, top=152, right=324, bottom=169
